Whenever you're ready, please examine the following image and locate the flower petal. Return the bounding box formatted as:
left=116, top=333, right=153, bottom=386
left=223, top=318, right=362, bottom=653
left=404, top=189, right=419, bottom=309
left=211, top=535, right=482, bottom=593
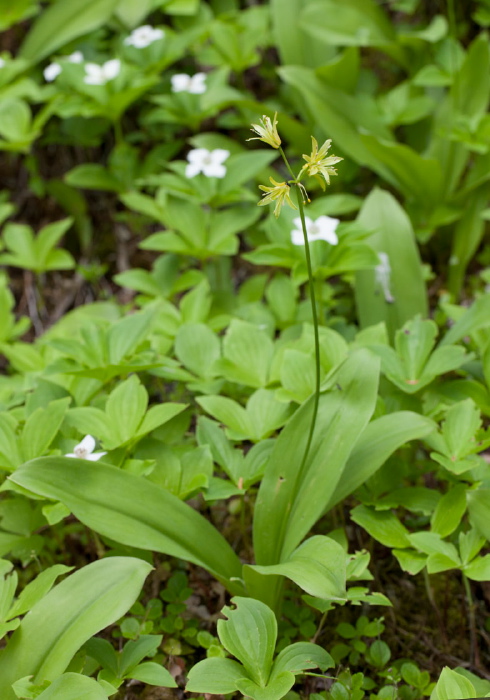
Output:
left=102, top=59, right=121, bottom=80
left=86, top=451, right=107, bottom=461
left=77, top=435, right=96, bottom=453
left=189, top=73, right=207, bottom=94
left=211, top=148, right=230, bottom=164
left=291, top=228, right=305, bottom=245
left=203, top=162, right=227, bottom=178
left=185, top=162, right=202, bottom=178
left=44, top=63, right=61, bottom=82
left=187, top=148, right=209, bottom=163
left=171, top=74, right=190, bottom=92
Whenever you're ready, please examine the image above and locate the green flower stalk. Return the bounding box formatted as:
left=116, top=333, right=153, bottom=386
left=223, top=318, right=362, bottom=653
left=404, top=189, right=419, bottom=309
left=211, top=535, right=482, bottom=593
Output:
left=251, top=116, right=342, bottom=474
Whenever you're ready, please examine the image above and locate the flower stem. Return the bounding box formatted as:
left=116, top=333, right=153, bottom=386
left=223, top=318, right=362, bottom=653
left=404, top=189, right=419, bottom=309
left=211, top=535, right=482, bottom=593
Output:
left=279, top=146, right=321, bottom=474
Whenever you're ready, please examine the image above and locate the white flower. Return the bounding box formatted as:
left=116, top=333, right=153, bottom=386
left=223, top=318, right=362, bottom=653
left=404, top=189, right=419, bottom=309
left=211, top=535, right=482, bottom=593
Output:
left=67, top=51, right=84, bottom=63
left=44, top=62, right=62, bottom=82
left=185, top=148, right=230, bottom=178
left=84, top=59, right=121, bottom=85
left=65, top=435, right=106, bottom=461
left=291, top=215, right=339, bottom=246
left=375, top=252, right=395, bottom=303
left=171, top=72, right=207, bottom=95
left=124, top=25, right=165, bottom=48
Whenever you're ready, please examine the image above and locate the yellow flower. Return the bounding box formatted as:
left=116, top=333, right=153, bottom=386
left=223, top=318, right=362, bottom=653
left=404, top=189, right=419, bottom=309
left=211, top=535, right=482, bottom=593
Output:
left=301, top=137, right=343, bottom=189
left=258, top=177, right=297, bottom=218
left=248, top=113, right=281, bottom=149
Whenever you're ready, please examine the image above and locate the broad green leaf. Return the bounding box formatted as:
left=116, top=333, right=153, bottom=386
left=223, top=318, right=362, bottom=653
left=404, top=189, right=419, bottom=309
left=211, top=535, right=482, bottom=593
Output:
left=127, top=661, right=177, bottom=686
left=300, top=0, right=396, bottom=48
left=218, top=597, right=276, bottom=687
left=0, top=557, right=151, bottom=699
left=235, top=672, right=295, bottom=700
left=65, top=164, right=124, bottom=192
left=354, top=189, right=428, bottom=339
left=21, top=398, right=71, bottom=463
left=115, top=0, right=155, bottom=27
left=135, top=403, right=187, bottom=439
left=271, top=642, right=333, bottom=678
left=19, top=0, right=120, bottom=62
left=7, top=564, right=73, bottom=620
left=119, top=635, right=161, bottom=676
left=84, top=638, right=118, bottom=676
left=197, top=395, right=253, bottom=439
left=448, top=185, right=489, bottom=298
left=186, top=657, right=249, bottom=694
left=463, top=554, right=490, bottom=581
left=219, top=320, right=274, bottom=388
left=254, top=350, right=379, bottom=566
left=247, top=535, right=346, bottom=601
left=467, top=487, right=490, bottom=540
left=34, top=219, right=73, bottom=267
left=452, top=34, right=490, bottom=121
left=279, top=66, right=394, bottom=175
left=351, top=506, right=411, bottom=548
left=433, top=667, right=476, bottom=700
left=34, top=673, right=108, bottom=700
left=393, top=549, right=427, bottom=575
left=430, top=485, right=467, bottom=537
left=408, top=533, right=460, bottom=567
left=439, top=294, right=490, bottom=346
left=9, top=458, right=242, bottom=588
left=270, top=0, right=337, bottom=68
left=359, top=136, right=443, bottom=206
left=326, top=411, right=435, bottom=510
left=371, top=318, right=467, bottom=393
left=104, top=375, right=147, bottom=446
left=175, top=323, right=220, bottom=378
left=107, top=309, right=155, bottom=365
left=0, top=570, right=17, bottom=622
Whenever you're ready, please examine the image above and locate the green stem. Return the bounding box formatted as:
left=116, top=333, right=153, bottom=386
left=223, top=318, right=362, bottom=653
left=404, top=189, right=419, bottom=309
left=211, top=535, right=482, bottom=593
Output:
left=279, top=146, right=321, bottom=474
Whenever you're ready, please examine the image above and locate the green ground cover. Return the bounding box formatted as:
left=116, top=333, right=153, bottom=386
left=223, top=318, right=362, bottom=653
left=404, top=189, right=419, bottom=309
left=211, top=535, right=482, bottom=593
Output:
left=1, top=1, right=490, bottom=698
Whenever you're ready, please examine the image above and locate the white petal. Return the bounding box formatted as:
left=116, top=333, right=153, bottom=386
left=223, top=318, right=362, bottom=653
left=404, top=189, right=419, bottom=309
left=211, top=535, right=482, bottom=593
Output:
left=210, top=148, right=230, bottom=164
left=171, top=74, right=191, bottom=92
left=291, top=228, right=305, bottom=246
left=150, top=27, right=164, bottom=41
left=187, top=148, right=209, bottom=164
left=202, top=162, right=227, bottom=178
left=68, top=51, right=84, bottom=63
left=185, top=162, right=202, bottom=178
left=65, top=453, right=77, bottom=459
left=102, top=59, right=120, bottom=80
left=292, top=217, right=303, bottom=230
left=0, top=58, right=5, bottom=69
left=86, top=451, right=107, bottom=461
left=76, top=435, right=96, bottom=454
left=44, top=62, right=62, bottom=82
left=84, top=63, right=104, bottom=85
left=189, top=73, right=207, bottom=94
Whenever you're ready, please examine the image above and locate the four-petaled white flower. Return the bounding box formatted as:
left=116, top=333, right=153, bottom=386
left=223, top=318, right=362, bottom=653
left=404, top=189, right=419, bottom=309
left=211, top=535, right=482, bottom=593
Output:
left=84, top=59, right=121, bottom=85
left=65, top=435, right=107, bottom=461
left=185, top=148, right=230, bottom=178
left=375, top=252, right=395, bottom=303
left=291, top=215, right=339, bottom=246
left=124, top=25, right=165, bottom=49
left=44, top=62, right=62, bottom=82
left=171, top=72, right=207, bottom=95
left=67, top=51, right=84, bottom=63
